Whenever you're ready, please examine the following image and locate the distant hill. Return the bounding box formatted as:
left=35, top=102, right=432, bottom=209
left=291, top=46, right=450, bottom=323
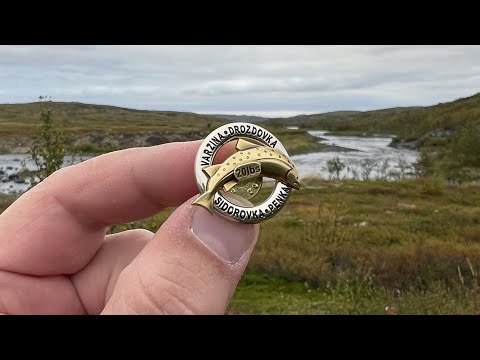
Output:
left=3, top=93, right=479, bottom=140
left=1, top=92, right=480, bottom=151
left=0, top=101, right=323, bottom=155
left=210, top=111, right=364, bottom=123
left=209, top=114, right=272, bottom=123
left=265, top=93, right=480, bottom=141
left=2, top=95, right=479, bottom=180
left=0, top=102, right=227, bottom=137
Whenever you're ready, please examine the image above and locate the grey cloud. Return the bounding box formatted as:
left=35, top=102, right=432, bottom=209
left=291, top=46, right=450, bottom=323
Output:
left=0, top=45, right=479, bottom=116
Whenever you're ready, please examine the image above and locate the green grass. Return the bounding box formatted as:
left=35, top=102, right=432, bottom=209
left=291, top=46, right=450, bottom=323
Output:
left=248, top=178, right=480, bottom=291
left=229, top=272, right=479, bottom=314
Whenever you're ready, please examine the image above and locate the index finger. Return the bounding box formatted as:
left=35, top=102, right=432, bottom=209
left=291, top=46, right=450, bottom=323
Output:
left=0, top=140, right=208, bottom=275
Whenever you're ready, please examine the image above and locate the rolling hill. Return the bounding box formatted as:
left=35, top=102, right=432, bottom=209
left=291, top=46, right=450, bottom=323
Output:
left=1, top=92, right=479, bottom=155
left=0, top=102, right=323, bottom=155
left=0, top=102, right=227, bottom=137
left=266, top=92, right=480, bottom=141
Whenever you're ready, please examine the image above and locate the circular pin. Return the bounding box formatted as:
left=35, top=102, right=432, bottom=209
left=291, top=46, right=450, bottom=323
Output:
left=193, top=122, right=300, bottom=224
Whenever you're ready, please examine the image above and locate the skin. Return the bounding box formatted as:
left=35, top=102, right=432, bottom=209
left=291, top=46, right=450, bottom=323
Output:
left=0, top=140, right=260, bottom=314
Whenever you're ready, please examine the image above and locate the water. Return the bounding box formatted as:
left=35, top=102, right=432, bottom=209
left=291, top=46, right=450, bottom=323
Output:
left=0, top=130, right=418, bottom=194
left=0, top=154, right=93, bottom=194
left=291, top=131, right=419, bottom=180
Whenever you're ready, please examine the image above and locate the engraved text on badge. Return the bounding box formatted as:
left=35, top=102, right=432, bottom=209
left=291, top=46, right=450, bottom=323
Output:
left=215, top=185, right=291, bottom=221
left=199, top=124, right=278, bottom=167
left=234, top=162, right=261, bottom=181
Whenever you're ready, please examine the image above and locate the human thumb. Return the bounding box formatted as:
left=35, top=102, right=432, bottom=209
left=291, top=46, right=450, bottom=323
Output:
left=102, top=195, right=259, bottom=314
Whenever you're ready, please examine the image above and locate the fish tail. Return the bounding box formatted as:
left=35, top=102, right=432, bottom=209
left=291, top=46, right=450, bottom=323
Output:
left=192, top=192, right=215, bottom=214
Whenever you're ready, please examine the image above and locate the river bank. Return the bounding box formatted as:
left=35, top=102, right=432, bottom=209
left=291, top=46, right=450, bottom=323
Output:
left=0, top=129, right=418, bottom=194
left=291, top=131, right=419, bottom=180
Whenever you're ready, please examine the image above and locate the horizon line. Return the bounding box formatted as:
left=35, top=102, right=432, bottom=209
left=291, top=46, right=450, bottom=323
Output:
left=1, top=92, right=477, bottom=119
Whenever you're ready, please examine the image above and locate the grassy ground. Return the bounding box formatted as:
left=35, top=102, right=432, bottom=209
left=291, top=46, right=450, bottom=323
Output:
left=228, top=272, right=478, bottom=314
left=3, top=177, right=478, bottom=314
left=110, top=177, right=480, bottom=314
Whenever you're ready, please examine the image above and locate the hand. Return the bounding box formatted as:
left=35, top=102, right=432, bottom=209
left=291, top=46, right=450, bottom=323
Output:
left=0, top=141, right=259, bottom=314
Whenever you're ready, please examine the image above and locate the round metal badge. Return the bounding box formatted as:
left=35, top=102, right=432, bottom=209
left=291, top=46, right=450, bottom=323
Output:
left=193, top=122, right=301, bottom=224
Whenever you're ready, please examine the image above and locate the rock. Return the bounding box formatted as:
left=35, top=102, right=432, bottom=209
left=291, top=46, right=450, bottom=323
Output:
left=6, top=166, right=13, bottom=170
left=390, top=128, right=455, bottom=150
left=389, top=137, right=418, bottom=150
left=7, top=174, right=25, bottom=183
left=354, top=221, right=368, bottom=227
left=398, top=203, right=416, bottom=209
left=417, top=128, right=455, bottom=147
left=0, top=170, right=4, bottom=175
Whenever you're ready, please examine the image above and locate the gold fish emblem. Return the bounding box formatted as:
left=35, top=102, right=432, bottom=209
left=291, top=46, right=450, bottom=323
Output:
left=192, top=138, right=301, bottom=213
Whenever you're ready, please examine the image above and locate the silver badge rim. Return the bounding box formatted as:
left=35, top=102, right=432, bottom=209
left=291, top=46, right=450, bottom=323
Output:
left=194, top=122, right=293, bottom=224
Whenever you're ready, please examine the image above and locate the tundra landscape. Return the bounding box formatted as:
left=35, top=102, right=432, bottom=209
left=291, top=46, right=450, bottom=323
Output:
left=1, top=92, right=479, bottom=314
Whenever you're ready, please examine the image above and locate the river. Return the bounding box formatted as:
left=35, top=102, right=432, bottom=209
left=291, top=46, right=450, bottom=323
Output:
left=0, top=154, right=92, bottom=194
left=1, top=131, right=419, bottom=194
left=290, top=131, right=419, bottom=180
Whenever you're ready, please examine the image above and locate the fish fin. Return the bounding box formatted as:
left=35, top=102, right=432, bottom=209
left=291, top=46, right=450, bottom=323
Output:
left=236, top=138, right=259, bottom=151
left=223, top=180, right=238, bottom=192
left=192, top=192, right=214, bottom=214
left=202, top=164, right=221, bottom=178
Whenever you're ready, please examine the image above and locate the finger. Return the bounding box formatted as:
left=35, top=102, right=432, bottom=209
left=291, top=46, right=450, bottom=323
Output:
left=102, top=196, right=260, bottom=314
left=0, top=140, right=233, bottom=276
left=71, top=229, right=152, bottom=314
left=0, top=230, right=152, bottom=314
left=0, top=271, right=85, bottom=314
left=0, top=141, right=199, bottom=275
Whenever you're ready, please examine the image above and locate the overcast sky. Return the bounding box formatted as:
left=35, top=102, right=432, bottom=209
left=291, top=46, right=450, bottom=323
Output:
left=0, top=45, right=479, bottom=117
